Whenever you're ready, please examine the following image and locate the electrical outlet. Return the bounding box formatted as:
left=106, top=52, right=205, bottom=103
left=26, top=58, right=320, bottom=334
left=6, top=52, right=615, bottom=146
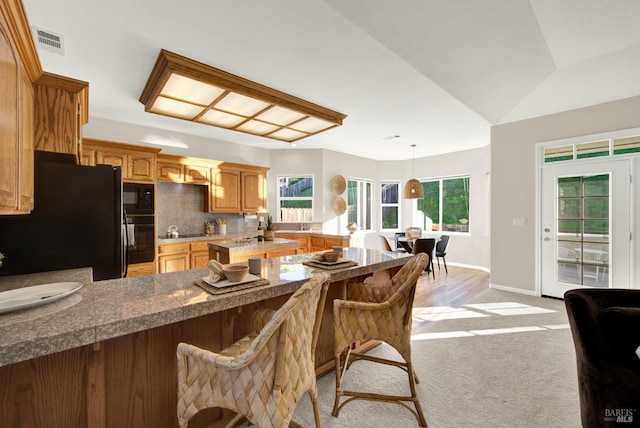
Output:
left=512, top=217, right=527, bottom=226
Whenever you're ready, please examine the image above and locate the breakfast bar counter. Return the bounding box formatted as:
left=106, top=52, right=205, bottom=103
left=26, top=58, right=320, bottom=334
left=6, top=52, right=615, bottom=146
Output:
left=0, top=248, right=411, bottom=428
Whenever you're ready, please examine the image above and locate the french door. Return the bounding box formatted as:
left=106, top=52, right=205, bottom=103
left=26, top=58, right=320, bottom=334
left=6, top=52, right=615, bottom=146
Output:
left=540, top=160, right=631, bottom=298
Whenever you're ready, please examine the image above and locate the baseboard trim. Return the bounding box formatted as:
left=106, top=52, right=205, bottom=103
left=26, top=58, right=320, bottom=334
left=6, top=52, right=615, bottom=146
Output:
left=445, top=261, right=490, bottom=273
left=489, top=283, right=538, bottom=296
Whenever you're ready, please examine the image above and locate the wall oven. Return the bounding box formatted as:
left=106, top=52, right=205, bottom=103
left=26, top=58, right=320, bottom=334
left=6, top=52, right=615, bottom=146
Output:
left=122, top=183, right=155, bottom=274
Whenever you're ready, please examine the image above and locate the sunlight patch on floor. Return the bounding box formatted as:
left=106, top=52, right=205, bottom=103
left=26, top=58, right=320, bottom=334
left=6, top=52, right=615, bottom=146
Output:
left=413, top=306, right=489, bottom=321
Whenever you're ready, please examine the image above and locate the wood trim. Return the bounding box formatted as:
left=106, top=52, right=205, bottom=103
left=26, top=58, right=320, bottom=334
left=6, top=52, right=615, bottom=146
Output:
left=139, top=49, right=347, bottom=124
left=83, top=138, right=162, bottom=154
left=0, top=0, right=42, bottom=82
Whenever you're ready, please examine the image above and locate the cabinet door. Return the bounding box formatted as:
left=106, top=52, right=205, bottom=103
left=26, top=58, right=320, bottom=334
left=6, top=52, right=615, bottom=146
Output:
left=128, top=152, right=155, bottom=182
left=241, top=170, right=267, bottom=212
left=310, top=236, right=325, bottom=252
left=210, top=167, right=240, bottom=213
left=79, top=149, right=95, bottom=166
left=185, top=164, right=209, bottom=184
left=190, top=251, right=209, bottom=269
left=19, top=71, right=34, bottom=212
left=158, top=254, right=189, bottom=273
left=33, top=84, right=78, bottom=155
left=157, top=159, right=184, bottom=182
left=127, top=262, right=155, bottom=277
left=97, top=150, right=126, bottom=169
left=0, top=21, right=19, bottom=212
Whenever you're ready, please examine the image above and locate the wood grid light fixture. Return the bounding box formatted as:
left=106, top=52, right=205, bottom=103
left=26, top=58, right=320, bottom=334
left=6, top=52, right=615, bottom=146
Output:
left=139, top=50, right=346, bottom=143
left=404, top=144, right=424, bottom=199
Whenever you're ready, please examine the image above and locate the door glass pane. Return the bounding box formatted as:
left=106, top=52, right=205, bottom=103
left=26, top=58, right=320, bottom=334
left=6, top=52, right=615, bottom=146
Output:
left=556, top=174, right=610, bottom=287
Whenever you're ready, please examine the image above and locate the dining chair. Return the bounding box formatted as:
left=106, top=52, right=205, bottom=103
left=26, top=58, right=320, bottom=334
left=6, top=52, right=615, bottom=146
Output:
left=412, top=238, right=436, bottom=278
left=435, top=234, right=450, bottom=273
left=332, top=253, right=429, bottom=427
left=394, top=232, right=406, bottom=251
left=176, top=273, right=330, bottom=428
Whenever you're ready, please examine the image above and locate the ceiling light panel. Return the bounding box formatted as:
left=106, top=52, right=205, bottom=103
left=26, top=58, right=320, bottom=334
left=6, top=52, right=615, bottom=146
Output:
left=160, top=74, right=225, bottom=105
left=139, top=49, right=346, bottom=143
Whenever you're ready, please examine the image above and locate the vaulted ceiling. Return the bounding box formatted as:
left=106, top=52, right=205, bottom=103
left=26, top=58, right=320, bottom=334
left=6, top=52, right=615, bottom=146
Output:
left=23, top=0, right=640, bottom=160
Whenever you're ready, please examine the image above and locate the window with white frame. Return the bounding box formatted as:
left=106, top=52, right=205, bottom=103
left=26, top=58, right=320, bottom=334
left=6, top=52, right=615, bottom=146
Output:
left=347, top=178, right=373, bottom=231
left=278, top=175, right=313, bottom=222
left=418, top=176, right=470, bottom=233
left=381, top=181, right=400, bottom=230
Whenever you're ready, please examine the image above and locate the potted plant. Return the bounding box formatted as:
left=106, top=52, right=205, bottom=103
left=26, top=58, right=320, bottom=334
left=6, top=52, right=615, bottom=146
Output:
left=263, top=215, right=274, bottom=241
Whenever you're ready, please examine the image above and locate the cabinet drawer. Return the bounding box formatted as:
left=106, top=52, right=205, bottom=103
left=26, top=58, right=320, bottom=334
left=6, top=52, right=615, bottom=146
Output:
left=190, top=241, right=209, bottom=251
left=158, top=243, right=189, bottom=254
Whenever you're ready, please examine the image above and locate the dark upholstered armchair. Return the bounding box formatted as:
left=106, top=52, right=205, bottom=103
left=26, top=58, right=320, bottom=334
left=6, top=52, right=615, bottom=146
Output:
left=564, top=288, right=640, bottom=427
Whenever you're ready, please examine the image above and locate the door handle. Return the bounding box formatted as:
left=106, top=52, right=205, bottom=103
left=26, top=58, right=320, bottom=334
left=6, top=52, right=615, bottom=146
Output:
left=543, top=237, right=552, bottom=241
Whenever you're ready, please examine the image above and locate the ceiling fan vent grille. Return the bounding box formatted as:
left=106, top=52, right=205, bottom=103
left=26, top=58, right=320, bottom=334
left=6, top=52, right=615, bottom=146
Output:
left=32, top=26, right=65, bottom=55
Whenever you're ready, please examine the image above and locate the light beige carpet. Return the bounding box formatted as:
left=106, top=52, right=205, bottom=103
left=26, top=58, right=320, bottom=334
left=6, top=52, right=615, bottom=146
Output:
left=289, top=288, right=582, bottom=428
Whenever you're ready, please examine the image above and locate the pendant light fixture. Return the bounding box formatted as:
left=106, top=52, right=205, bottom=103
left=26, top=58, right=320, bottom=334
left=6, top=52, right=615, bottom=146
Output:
left=404, top=144, right=424, bottom=199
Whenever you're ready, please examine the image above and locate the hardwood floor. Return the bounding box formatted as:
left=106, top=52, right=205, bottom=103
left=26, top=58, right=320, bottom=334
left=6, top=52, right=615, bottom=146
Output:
left=412, top=265, right=490, bottom=335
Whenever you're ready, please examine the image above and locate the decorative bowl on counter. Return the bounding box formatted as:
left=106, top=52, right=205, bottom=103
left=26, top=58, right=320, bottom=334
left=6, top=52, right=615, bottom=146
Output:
left=222, top=265, right=249, bottom=282
left=322, top=251, right=341, bottom=263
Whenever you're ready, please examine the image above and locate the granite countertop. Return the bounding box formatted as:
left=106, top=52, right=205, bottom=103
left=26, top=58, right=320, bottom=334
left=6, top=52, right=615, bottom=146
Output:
left=157, top=232, right=250, bottom=244
left=0, top=248, right=411, bottom=367
left=207, top=237, right=300, bottom=253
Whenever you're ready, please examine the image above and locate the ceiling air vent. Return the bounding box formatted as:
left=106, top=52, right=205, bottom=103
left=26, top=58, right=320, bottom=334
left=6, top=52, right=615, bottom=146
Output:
left=32, top=26, right=65, bottom=55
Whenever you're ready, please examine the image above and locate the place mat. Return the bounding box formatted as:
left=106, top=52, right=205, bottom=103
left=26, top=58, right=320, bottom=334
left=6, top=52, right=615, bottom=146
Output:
left=303, top=260, right=358, bottom=270
left=194, top=278, right=270, bottom=295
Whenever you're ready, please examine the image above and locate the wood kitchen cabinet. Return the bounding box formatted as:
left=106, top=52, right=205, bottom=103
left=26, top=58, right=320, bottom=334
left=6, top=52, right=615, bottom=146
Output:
left=209, top=164, right=241, bottom=213
left=157, top=242, right=189, bottom=273
left=33, top=72, right=88, bottom=161
left=83, top=139, right=160, bottom=182
left=241, top=169, right=267, bottom=212
left=127, top=261, right=155, bottom=277
left=189, top=241, right=210, bottom=269
left=208, top=162, right=268, bottom=213
left=0, top=0, right=41, bottom=215
left=310, top=234, right=350, bottom=252
left=156, top=153, right=209, bottom=185
left=276, top=233, right=310, bottom=253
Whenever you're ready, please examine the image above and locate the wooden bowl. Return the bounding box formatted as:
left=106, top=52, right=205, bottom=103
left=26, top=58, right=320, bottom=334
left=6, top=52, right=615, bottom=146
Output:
left=322, top=251, right=341, bottom=263
left=223, top=265, right=249, bottom=282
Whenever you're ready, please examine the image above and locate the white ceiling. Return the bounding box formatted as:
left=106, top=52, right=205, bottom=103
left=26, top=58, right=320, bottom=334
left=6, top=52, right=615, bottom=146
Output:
left=22, top=0, right=640, bottom=160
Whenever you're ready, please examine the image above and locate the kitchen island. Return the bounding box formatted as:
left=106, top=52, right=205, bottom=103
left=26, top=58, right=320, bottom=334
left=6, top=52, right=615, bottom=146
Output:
left=207, top=237, right=301, bottom=263
left=0, top=248, right=411, bottom=428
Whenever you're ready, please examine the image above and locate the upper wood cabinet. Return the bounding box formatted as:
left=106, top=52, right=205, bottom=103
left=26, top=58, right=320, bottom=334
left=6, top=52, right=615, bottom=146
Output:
left=241, top=169, right=267, bottom=212
left=209, top=162, right=268, bottom=213
left=157, top=154, right=209, bottom=185
left=0, top=0, right=42, bottom=215
left=33, top=72, right=88, bottom=161
left=83, top=139, right=160, bottom=183
left=209, top=165, right=241, bottom=213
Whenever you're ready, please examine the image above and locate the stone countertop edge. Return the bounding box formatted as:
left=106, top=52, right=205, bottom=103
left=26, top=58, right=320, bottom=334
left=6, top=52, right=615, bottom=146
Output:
left=0, top=249, right=412, bottom=367
left=207, top=237, right=301, bottom=252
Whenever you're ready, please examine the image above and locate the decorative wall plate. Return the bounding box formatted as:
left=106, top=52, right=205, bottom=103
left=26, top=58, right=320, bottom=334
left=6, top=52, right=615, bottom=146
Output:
left=332, top=197, right=347, bottom=215
left=331, top=175, right=346, bottom=195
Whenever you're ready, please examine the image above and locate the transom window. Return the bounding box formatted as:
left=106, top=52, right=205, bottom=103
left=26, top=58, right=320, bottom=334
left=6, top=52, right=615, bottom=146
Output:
left=418, top=176, right=470, bottom=233
left=278, top=175, right=313, bottom=222
left=543, top=134, right=640, bottom=163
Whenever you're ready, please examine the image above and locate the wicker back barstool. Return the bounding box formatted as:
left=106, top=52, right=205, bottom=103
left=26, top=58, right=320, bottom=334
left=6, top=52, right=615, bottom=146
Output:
left=332, top=253, right=429, bottom=426
left=177, top=273, right=330, bottom=428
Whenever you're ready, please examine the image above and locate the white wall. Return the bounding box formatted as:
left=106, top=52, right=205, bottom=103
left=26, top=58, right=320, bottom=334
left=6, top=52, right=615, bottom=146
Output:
left=491, top=94, right=640, bottom=294
left=270, top=145, right=491, bottom=270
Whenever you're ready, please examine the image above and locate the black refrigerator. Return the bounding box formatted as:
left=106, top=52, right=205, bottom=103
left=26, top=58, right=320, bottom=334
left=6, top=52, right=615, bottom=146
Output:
left=0, top=152, right=125, bottom=281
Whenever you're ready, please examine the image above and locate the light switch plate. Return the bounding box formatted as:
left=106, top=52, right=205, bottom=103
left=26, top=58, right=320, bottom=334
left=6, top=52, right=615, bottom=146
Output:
left=513, top=217, right=527, bottom=226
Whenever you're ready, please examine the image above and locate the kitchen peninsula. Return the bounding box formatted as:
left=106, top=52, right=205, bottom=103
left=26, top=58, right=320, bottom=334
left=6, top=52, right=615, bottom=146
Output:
left=0, top=248, right=411, bottom=428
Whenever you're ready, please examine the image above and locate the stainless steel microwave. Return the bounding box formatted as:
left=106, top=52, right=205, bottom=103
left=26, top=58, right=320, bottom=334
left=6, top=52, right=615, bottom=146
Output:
left=123, top=183, right=154, bottom=215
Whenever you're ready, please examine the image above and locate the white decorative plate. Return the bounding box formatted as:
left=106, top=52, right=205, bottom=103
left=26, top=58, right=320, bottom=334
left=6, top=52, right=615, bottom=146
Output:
left=202, top=273, right=261, bottom=288
left=0, top=282, right=83, bottom=314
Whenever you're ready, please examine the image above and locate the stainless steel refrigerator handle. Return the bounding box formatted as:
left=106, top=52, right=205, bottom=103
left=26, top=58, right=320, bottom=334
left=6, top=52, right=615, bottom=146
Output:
left=123, top=209, right=129, bottom=277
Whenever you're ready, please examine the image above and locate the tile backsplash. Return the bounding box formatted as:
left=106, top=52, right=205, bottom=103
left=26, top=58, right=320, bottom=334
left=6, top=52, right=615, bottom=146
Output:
left=156, top=182, right=258, bottom=237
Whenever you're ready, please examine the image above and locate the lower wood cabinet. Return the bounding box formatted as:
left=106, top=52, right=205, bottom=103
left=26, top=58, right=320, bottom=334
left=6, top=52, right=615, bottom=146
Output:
left=126, top=262, right=155, bottom=277
left=278, top=233, right=350, bottom=253
left=189, top=242, right=210, bottom=269
left=157, top=242, right=189, bottom=273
